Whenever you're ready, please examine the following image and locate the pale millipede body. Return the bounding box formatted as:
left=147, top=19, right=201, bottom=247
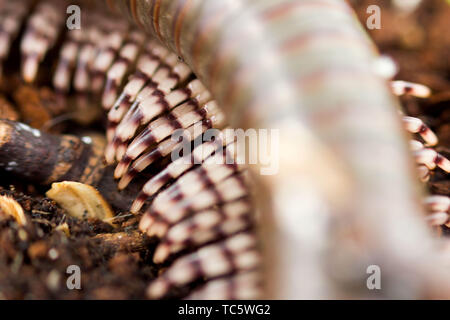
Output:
left=0, top=0, right=449, bottom=299
left=105, top=0, right=450, bottom=299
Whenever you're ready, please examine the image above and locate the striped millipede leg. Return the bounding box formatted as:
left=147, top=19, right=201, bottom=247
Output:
left=144, top=171, right=250, bottom=239
left=111, top=59, right=197, bottom=139
left=155, top=216, right=253, bottom=263
left=148, top=162, right=245, bottom=226
left=102, top=30, right=146, bottom=109
left=117, top=120, right=223, bottom=190
left=149, top=141, right=245, bottom=210
left=113, top=99, right=225, bottom=177
left=110, top=79, right=207, bottom=147
left=106, top=42, right=169, bottom=138
left=397, top=78, right=450, bottom=181
left=424, top=195, right=450, bottom=227
left=53, top=4, right=104, bottom=94
left=146, top=233, right=260, bottom=299
left=146, top=53, right=193, bottom=94
left=105, top=79, right=210, bottom=163
left=21, top=0, right=66, bottom=83
left=72, top=6, right=127, bottom=94
left=391, top=81, right=439, bottom=147
left=130, top=127, right=237, bottom=212
left=410, top=141, right=431, bottom=183
left=89, top=21, right=129, bottom=94
left=403, top=116, right=438, bottom=147
left=153, top=199, right=253, bottom=263
left=53, top=28, right=84, bottom=93
left=52, top=7, right=141, bottom=119
left=416, top=165, right=431, bottom=183
left=425, top=195, right=450, bottom=213
left=136, top=139, right=244, bottom=211
left=391, top=80, right=431, bottom=99
left=413, top=146, right=450, bottom=173
left=409, top=139, right=449, bottom=227
left=409, top=140, right=450, bottom=176
left=73, top=25, right=103, bottom=93
left=157, top=217, right=253, bottom=263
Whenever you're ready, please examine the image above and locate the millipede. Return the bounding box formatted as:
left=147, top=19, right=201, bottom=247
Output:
left=0, top=0, right=449, bottom=299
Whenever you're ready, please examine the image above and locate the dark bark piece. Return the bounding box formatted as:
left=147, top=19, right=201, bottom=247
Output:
left=0, top=119, right=148, bottom=212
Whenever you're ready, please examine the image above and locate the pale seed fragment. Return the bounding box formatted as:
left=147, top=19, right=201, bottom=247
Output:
left=46, top=181, right=114, bottom=224
left=0, top=195, right=27, bottom=226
